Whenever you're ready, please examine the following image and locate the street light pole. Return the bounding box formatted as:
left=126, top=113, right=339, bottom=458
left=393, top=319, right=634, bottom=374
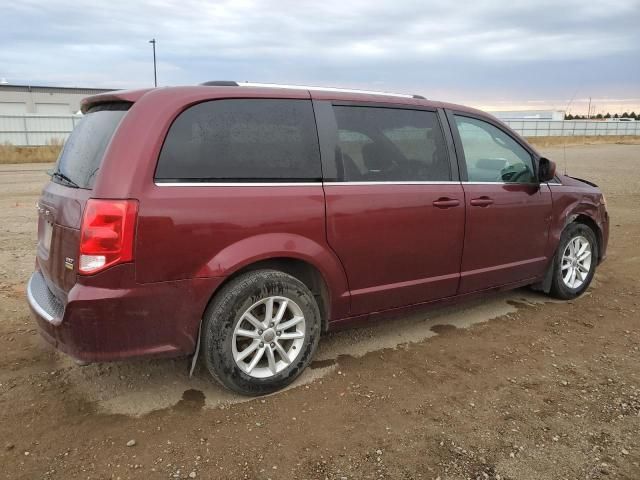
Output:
left=149, top=39, right=157, bottom=87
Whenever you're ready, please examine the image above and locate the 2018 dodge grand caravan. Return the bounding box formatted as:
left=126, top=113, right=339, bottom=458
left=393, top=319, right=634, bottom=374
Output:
left=27, top=82, right=609, bottom=395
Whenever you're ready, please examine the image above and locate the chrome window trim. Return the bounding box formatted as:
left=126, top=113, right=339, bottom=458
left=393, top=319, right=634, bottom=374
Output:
left=155, top=181, right=462, bottom=187
left=323, top=181, right=460, bottom=186
left=155, top=180, right=552, bottom=187
left=154, top=182, right=322, bottom=187
left=463, top=181, right=540, bottom=185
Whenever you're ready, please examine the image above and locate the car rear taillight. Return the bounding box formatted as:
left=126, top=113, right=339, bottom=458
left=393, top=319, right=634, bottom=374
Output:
left=79, top=199, right=138, bottom=274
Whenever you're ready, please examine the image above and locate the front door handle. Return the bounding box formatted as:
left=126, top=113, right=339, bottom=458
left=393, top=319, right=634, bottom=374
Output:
left=470, top=196, right=494, bottom=207
left=433, top=197, right=461, bottom=209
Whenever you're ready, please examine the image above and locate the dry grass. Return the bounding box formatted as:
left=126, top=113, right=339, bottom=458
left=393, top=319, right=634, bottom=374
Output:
left=0, top=142, right=62, bottom=164
left=526, top=135, right=640, bottom=148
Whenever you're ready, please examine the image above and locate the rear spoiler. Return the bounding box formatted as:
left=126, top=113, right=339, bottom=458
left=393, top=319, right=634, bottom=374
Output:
left=81, top=88, right=153, bottom=114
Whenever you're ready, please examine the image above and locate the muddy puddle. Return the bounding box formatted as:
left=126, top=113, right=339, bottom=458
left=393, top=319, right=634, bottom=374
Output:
left=58, top=288, right=555, bottom=416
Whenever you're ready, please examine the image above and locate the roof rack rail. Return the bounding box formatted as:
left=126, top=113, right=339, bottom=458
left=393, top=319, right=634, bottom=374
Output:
left=200, top=80, right=239, bottom=86
left=241, top=82, right=417, bottom=99
left=199, top=80, right=426, bottom=100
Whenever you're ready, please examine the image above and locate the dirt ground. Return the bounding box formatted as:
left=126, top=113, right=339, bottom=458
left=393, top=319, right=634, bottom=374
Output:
left=0, top=144, right=638, bottom=480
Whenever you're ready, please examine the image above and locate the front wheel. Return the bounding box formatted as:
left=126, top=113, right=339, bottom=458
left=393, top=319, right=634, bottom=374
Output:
left=201, top=269, right=321, bottom=395
left=549, top=223, right=598, bottom=300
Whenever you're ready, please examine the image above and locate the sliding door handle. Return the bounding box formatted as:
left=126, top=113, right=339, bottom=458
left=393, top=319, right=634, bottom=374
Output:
left=470, top=196, right=494, bottom=207
left=433, top=198, right=461, bottom=208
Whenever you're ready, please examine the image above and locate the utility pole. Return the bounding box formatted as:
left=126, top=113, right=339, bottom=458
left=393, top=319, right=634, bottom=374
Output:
left=149, top=39, right=157, bottom=87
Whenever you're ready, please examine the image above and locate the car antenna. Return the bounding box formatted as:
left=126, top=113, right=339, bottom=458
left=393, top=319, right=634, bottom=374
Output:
left=563, top=90, right=578, bottom=175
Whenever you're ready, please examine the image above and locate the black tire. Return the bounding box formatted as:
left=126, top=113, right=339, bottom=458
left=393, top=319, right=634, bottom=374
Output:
left=201, top=269, right=321, bottom=396
left=549, top=223, right=598, bottom=300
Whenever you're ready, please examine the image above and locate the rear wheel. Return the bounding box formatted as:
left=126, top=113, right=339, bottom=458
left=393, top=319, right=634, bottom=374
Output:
left=201, top=269, right=321, bottom=395
left=549, top=223, right=598, bottom=299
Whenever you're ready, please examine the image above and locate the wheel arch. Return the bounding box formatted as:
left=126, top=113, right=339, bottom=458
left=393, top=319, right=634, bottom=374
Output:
left=198, top=233, right=351, bottom=330
left=210, top=257, right=333, bottom=333
left=536, top=211, right=603, bottom=294
left=565, top=213, right=603, bottom=263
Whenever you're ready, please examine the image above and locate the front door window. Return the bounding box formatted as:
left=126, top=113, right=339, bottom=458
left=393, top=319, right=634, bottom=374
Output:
left=454, top=116, right=535, bottom=183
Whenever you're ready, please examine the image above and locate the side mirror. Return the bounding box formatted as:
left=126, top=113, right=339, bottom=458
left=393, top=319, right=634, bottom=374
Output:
left=538, top=157, right=556, bottom=183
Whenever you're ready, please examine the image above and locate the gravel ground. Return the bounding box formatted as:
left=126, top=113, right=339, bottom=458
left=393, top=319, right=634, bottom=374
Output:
left=0, top=144, right=638, bottom=479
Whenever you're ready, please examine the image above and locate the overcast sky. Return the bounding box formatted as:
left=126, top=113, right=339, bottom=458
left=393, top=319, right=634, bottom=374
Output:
left=2, top=0, right=639, bottom=113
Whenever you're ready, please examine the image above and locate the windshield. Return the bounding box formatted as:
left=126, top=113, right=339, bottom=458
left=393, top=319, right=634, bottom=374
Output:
left=54, top=102, right=130, bottom=189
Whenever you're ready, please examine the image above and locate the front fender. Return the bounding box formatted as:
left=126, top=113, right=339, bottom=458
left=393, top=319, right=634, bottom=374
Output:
left=547, top=191, right=605, bottom=261
left=198, top=233, right=350, bottom=320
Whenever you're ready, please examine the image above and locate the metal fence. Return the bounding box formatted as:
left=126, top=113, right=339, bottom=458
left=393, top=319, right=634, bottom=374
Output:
left=0, top=114, right=639, bottom=146
left=502, top=119, right=640, bottom=137
left=0, top=114, right=82, bottom=146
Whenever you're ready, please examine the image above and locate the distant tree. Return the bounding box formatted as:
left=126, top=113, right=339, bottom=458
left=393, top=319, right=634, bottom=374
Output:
left=604, top=113, right=611, bottom=119
left=630, top=112, right=637, bottom=120
left=596, top=113, right=603, bottom=119
left=565, top=113, right=574, bottom=120
left=614, top=113, right=619, bottom=118
left=621, top=112, right=630, bottom=118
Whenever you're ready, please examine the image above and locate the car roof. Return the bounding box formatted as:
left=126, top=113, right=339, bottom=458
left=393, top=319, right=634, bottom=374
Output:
left=81, top=83, right=486, bottom=117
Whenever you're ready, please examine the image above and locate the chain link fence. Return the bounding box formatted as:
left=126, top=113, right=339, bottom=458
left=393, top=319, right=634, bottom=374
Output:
left=501, top=119, right=640, bottom=137
left=0, top=114, right=639, bottom=146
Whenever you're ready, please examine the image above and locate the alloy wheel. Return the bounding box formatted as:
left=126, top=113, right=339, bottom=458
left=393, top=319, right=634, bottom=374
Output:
left=232, top=296, right=306, bottom=378
left=561, top=235, right=592, bottom=289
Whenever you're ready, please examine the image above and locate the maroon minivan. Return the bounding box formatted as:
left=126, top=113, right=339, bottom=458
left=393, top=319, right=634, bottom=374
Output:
left=28, top=82, right=609, bottom=395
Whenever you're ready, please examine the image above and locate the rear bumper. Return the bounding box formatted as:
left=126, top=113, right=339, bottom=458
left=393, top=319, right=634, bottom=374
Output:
left=28, top=265, right=223, bottom=362
left=27, top=271, right=64, bottom=326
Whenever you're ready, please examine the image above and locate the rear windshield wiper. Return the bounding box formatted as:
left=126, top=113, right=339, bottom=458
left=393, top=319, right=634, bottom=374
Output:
left=48, top=169, right=80, bottom=188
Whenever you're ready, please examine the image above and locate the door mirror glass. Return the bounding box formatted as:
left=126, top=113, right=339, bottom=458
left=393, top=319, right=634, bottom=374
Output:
left=538, top=157, right=556, bottom=182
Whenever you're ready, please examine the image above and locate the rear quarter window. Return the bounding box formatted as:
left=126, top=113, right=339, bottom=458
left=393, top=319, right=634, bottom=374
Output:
left=155, top=99, right=321, bottom=182
left=55, top=102, right=130, bottom=189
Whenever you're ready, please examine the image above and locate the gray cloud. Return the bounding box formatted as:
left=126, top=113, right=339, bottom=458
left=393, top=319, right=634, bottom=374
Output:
left=1, top=0, right=639, bottom=111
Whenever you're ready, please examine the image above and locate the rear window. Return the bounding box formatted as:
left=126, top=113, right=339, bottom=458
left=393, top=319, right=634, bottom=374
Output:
left=155, top=99, right=321, bottom=182
left=55, top=102, right=130, bottom=189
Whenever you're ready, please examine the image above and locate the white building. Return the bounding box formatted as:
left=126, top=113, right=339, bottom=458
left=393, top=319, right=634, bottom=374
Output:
left=0, top=84, right=114, bottom=115
left=489, top=110, right=565, bottom=121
